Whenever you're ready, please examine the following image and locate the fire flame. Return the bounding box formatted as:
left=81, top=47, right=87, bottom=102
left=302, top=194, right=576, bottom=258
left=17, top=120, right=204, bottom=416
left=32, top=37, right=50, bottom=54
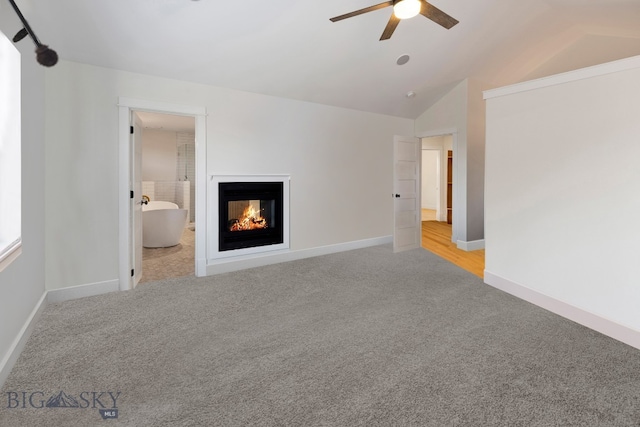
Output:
left=229, top=205, right=268, bottom=231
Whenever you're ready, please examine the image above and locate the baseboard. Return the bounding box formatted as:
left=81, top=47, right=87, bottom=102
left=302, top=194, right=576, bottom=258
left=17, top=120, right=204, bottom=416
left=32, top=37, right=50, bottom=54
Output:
left=0, top=279, right=121, bottom=388
left=484, top=270, right=640, bottom=351
left=0, top=292, right=47, bottom=389
left=195, top=258, right=207, bottom=277
left=47, top=279, right=120, bottom=303
left=206, top=236, right=392, bottom=275
left=456, top=239, right=485, bottom=251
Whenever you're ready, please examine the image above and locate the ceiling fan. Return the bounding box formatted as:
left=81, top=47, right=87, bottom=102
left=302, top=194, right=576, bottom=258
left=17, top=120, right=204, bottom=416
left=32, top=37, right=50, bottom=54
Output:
left=330, top=0, right=459, bottom=41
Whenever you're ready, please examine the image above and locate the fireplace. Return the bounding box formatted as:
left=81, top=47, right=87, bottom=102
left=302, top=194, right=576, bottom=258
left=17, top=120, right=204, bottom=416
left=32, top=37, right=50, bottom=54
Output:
left=218, top=181, right=284, bottom=252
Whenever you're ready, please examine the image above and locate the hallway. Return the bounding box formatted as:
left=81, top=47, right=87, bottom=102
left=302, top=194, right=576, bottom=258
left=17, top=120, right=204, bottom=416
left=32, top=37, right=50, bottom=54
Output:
left=421, top=210, right=485, bottom=278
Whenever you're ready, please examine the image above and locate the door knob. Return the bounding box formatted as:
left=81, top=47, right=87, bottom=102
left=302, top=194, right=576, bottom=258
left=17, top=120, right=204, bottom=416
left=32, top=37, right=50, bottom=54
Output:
left=395, top=194, right=400, bottom=198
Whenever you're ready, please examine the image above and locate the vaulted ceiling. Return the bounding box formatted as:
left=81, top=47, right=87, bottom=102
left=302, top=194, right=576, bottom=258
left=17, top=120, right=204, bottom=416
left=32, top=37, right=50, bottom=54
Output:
left=10, top=0, right=640, bottom=118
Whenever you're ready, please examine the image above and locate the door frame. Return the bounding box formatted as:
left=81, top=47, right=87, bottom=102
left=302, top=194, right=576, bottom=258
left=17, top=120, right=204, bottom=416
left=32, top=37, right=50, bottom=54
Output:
left=118, top=97, right=207, bottom=291
left=416, top=128, right=461, bottom=244
left=132, top=112, right=143, bottom=287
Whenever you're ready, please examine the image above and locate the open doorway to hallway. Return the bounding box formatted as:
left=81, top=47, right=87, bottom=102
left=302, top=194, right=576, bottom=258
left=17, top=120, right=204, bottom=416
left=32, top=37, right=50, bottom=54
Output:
left=135, top=111, right=196, bottom=284
left=420, top=135, right=485, bottom=278
left=420, top=135, right=451, bottom=223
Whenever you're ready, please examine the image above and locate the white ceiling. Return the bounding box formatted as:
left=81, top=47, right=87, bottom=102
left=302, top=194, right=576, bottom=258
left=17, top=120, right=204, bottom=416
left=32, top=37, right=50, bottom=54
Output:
left=12, top=0, right=640, bottom=119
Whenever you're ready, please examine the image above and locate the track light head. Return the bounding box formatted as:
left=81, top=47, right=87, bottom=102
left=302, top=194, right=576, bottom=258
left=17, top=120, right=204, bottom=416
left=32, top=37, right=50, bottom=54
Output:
left=7, top=0, right=58, bottom=67
left=35, top=45, right=58, bottom=67
left=12, top=28, right=28, bottom=42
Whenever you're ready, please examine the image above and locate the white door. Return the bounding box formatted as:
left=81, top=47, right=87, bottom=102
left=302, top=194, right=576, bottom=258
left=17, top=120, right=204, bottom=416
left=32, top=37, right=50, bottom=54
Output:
left=393, top=136, right=421, bottom=252
left=131, top=112, right=143, bottom=287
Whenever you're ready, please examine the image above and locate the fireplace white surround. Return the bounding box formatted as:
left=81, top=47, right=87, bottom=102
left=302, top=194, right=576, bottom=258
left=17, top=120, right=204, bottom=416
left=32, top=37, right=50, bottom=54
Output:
left=206, top=172, right=391, bottom=276
left=208, top=175, right=290, bottom=262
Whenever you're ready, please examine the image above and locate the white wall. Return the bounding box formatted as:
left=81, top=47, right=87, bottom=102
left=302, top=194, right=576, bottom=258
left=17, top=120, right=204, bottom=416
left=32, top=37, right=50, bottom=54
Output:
left=465, top=79, right=486, bottom=242
left=421, top=151, right=438, bottom=210
left=44, top=60, right=414, bottom=290
left=0, top=16, right=46, bottom=382
left=484, top=56, right=640, bottom=343
left=141, top=128, right=178, bottom=182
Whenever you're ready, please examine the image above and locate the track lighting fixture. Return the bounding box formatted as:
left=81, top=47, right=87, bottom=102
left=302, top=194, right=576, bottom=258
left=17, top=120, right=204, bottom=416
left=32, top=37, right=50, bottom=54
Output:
left=12, top=27, right=28, bottom=42
left=7, top=0, right=58, bottom=67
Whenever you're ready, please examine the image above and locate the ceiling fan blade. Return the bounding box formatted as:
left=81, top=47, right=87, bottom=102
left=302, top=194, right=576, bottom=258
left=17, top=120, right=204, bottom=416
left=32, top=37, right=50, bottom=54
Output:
left=330, top=1, right=393, bottom=22
left=419, top=1, right=459, bottom=29
left=380, top=13, right=400, bottom=40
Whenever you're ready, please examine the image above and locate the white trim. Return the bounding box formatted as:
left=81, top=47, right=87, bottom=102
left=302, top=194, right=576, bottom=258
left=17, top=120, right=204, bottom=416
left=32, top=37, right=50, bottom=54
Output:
left=118, top=105, right=131, bottom=291
left=483, top=55, right=640, bottom=100
left=194, top=115, right=207, bottom=277
left=117, top=97, right=205, bottom=116
left=456, top=239, right=484, bottom=251
left=416, top=128, right=458, bottom=139
left=0, top=241, right=21, bottom=273
left=46, top=279, right=120, bottom=303
left=207, top=236, right=392, bottom=275
left=484, top=270, right=640, bottom=351
left=118, top=97, right=208, bottom=289
left=0, top=292, right=47, bottom=389
left=449, top=132, right=461, bottom=244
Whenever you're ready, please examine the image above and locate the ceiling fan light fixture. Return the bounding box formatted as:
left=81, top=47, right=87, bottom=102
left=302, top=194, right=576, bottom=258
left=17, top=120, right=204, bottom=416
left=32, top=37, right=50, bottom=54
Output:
left=393, top=0, right=421, bottom=20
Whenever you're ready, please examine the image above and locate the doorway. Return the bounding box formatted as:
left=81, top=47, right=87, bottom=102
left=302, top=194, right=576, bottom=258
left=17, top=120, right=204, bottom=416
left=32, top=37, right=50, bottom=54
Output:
left=421, top=135, right=452, bottom=224
left=420, top=135, right=453, bottom=252
left=118, top=97, right=207, bottom=291
left=135, top=111, right=196, bottom=284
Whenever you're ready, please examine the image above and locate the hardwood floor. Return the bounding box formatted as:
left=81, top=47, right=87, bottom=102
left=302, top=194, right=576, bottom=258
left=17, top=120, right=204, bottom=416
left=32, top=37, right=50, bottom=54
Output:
left=421, top=219, right=485, bottom=279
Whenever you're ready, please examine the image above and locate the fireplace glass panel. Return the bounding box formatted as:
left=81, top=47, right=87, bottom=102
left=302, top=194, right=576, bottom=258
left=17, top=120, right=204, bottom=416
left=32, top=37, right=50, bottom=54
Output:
left=218, top=181, right=283, bottom=252
left=227, top=199, right=275, bottom=231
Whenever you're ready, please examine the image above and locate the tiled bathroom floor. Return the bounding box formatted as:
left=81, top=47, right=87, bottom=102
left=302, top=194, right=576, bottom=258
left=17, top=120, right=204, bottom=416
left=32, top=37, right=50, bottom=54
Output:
left=140, top=228, right=195, bottom=284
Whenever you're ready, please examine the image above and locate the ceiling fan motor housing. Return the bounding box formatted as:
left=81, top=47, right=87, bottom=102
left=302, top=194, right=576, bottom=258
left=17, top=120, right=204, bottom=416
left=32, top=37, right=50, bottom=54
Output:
left=329, top=0, right=459, bottom=41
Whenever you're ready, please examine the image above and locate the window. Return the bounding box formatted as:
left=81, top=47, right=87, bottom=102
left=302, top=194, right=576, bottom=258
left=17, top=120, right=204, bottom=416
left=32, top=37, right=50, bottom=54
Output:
left=0, top=29, right=21, bottom=271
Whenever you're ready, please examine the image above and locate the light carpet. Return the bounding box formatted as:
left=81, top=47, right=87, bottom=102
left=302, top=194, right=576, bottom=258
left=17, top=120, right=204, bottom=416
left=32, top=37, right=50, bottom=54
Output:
left=1, top=245, right=640, bottom=426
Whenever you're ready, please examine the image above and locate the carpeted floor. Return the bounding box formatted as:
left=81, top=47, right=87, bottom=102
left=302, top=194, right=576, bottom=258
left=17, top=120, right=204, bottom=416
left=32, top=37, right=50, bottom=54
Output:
left=2, top=245, right=640, bottom=426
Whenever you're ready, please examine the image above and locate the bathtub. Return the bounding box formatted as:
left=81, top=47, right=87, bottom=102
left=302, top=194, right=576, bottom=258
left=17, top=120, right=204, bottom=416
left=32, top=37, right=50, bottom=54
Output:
left=142, top=201, right=188, bottom=248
